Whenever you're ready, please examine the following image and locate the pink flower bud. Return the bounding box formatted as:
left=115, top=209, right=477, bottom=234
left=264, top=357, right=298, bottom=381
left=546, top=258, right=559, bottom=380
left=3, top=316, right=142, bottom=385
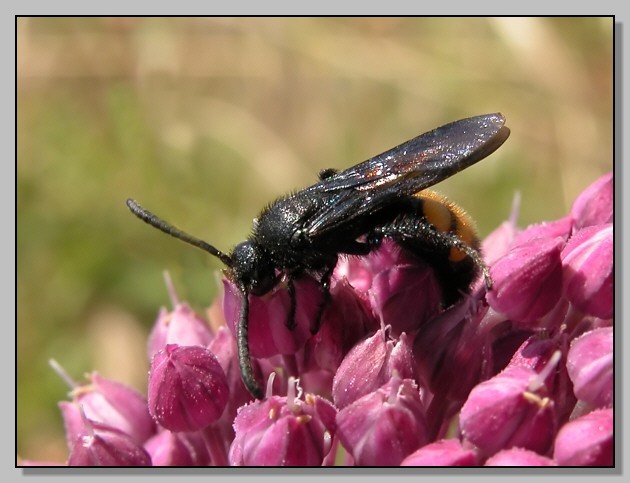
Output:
left=562, top=224, right=613, bottom=319
left=229, top=382, right=337, bottom=466
left=332, top=328, right=415, bottom=409
left=148, top=344, right=229, bottom=432
left=68, top=428, right=152, bottom=466
left=144, top=430, right=211, bottom=466
left=486, top=236, right=564, bottom=323
left=335, top=239, right=443, bottom=332
left=566, top=327, right=613, bottom=409
left=59, top=401, right=86, bottom=452
left=62, top=406, right=151, bottom=466
left=400, top=439, right=478, bottom=466
left=336, top=377, right=428, bottom=466
left=484, top=447, right=557, bottom=466
left=69, top=372, right=155, bottom=445
left=515, top=218, right=574, bottom=251
left=553, top=408, right=613, bottom=466
left=413, top=297, right=491, bottom=400
left=504, top=335, right=576, bottom=422
left=505, top=336, right=560, bottom=387
left=301, top=278, right=378, bottom=374
left=571, top=172, right=613, bottom=230
left=368, top=258, right=442, bottom=336
left=460, top=366, right=556, bottom=456
left=147, top=303, right=213, bottom=359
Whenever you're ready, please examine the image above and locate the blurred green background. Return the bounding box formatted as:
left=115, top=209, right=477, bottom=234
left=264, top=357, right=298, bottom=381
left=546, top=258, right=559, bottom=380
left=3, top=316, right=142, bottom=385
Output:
left=17, top=17, right=613, bottom=462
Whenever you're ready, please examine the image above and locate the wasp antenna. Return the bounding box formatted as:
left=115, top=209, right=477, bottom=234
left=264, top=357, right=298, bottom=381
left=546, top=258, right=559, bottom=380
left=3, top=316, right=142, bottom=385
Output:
left=126, top=198, right=232, bottom=267
left=236, top=285, right=264, bottom=399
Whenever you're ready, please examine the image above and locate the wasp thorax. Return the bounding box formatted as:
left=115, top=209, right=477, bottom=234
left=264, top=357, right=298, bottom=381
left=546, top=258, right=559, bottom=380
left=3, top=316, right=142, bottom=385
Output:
left=230, top=241, right=276, bottom=296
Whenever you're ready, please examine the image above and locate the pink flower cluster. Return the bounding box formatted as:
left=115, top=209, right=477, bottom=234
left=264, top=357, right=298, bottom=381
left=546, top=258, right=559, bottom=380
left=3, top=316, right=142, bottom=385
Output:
left=24, top=172, right=613, bottom=467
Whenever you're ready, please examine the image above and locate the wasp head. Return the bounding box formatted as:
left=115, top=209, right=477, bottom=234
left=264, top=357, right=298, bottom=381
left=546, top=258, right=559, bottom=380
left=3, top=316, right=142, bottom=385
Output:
left=230, top=241, right=277, bottom=296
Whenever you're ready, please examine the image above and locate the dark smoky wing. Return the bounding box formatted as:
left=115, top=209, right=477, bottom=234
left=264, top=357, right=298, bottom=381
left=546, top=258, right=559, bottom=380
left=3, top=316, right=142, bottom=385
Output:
left=303, top=113, right=510, bottom=237
left=308, top=113, right=508, bottom=194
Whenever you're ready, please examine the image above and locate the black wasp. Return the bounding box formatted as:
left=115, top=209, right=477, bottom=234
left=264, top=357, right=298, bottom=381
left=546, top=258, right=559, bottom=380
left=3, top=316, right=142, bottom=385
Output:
left=127, top=113, right=510, bottom=399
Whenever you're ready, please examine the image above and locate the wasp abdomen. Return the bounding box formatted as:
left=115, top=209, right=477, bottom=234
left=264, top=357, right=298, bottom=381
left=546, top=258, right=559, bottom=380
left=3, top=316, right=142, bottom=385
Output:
left=415, top=189, right=480, bottom=263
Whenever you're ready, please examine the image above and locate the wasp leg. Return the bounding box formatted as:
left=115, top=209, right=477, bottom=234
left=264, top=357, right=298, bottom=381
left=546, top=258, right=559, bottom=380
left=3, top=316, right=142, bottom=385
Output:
left=442, top=231, right=492, bottom=290
left=284, top=266, right=333, bottom=334
left=311, top=265, right=335, bottom=334
left=286, top=276, right=297, bottom=330
left=305, top=239, right=377, bottom=334
left=318, top=168, right=339, bottom=180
